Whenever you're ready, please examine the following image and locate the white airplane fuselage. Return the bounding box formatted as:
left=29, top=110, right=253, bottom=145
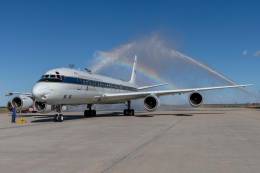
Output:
left=9, top=55, right=250, bottom=122
left=32, top=68, right=137, bottom=105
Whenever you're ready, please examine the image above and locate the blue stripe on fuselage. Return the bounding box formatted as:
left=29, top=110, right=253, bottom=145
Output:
left=38, top=76, right=137, bottom=91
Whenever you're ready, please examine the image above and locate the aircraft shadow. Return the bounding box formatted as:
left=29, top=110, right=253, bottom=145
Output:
left=30, top=111, right=224, bottom=123
left=139, top=112, right=224, bottom=117
left=31, top=115, right=84, bottom=123
left=30, top=112, right=135, bottom=123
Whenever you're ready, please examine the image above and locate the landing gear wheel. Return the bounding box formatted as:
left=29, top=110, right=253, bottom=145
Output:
left=54, top=114, right=58, bottom=122
left=58, top=114, right=64, bottom=122
left=92, top=110, right=96, bottom=116
left=54, top=114, right=64, bottom=122
left=123, top=109, right=135, bottom=116
left=84, top=110, right=97, bottom=117
left=54, top=105, right=64, bottom=122
left=124, top=100, right=134, bottom=116
left=84, top=110, right=89, bottom=117
left=130, top=109, right=135, bottom=116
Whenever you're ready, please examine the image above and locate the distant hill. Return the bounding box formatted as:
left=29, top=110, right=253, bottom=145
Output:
left=203, top=103, right=260, bottom=108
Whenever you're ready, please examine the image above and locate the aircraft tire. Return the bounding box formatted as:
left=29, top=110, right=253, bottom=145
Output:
left=84, top=110, right=89, bottom=117
left=54, top=114, right=58, bottom=122
left=123, top=109, right=134, bottom=116
left=92, top=110, right=96, bottom=116
left=130, top=109, right=135, bottom=116
left=84, top=110, right=96, bottom=117
left=57, top=114, right=64, bottom=122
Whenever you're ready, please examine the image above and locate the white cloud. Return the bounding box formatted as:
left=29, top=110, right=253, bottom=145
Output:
left=254, top=50, right=260, bottom=57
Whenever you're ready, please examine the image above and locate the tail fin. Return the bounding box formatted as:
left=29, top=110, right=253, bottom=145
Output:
left=129, top=55, right=137, bottom=84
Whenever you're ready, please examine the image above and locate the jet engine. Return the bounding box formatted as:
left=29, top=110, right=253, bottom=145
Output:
left=35, top=101, right=53, bottom=113
left=189, top=92, right=203, bottom=107
left=11, top=95, right=34, bottom=112
left=7, top=101, right=13, bottom=112
left=144, top=95, right=160, bottom=111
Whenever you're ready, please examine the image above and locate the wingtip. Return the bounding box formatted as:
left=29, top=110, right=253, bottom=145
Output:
left=238, top=84, right=253, bottom=88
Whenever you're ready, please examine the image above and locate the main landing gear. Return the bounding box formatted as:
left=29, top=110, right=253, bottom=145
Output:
left=54, top=105, right=64, bottom=122
left=84, top=104, right=96, bottom=117
left=123, top=101, right=135, bottom=116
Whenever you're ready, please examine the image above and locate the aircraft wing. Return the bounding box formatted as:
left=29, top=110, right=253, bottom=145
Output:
left=103, top=84, right=252, bottom=101
left=5, top=92, right=32, bottom=97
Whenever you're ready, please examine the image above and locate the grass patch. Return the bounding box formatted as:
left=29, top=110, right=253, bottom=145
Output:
left=0, top=107, right=8, bottom=113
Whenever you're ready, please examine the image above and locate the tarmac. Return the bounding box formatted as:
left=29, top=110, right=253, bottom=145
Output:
left=0, top=108, right=260, bottom=173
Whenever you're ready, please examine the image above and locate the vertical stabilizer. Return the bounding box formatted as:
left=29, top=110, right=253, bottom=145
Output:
left=129, top=55, right=137, bottom=84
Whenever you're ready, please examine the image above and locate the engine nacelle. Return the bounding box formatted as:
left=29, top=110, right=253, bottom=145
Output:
left=11, top=95, right=34, bottom=111
left=35, top=101, right=53, bottom=113
left=144, top=95, right=160, bottom=112
left=7, top=101, right=13, bottom=112
left=189, top=92, right=203, bottom=107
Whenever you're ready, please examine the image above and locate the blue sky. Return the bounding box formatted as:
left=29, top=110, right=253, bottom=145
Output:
left=0, top=0, right=259, bottom=106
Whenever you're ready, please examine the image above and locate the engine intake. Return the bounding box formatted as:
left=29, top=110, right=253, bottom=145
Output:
left=144, top=95, right=160, bottom=112
left=35, top=101, right=53, bottom=113
left=11, top=95, right=34, bottom=112
left=189, top=92, right=203, bottom=107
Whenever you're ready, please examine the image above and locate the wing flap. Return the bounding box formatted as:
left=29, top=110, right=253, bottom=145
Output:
left=137, top=83, right=168, bottom=90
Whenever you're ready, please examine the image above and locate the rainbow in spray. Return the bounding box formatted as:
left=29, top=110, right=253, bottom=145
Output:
left=92, top=54, right=178, bottom=88
left=90, top=35, right=246, bottom=93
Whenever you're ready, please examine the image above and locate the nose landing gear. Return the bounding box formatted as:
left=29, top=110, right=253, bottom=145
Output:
left=54, top=105, right=64, bottom=122
left=54, top=114, right=64, bottom=122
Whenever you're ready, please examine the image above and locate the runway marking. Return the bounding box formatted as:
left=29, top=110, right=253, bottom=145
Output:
left=101, top=117, right=185, bottom=173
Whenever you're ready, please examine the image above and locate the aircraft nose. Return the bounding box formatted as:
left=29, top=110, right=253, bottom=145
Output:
left=32, top=83, right=51, bottom=101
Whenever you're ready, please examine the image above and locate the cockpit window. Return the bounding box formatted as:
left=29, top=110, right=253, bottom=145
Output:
left=38, top=74, right=63, bottom=82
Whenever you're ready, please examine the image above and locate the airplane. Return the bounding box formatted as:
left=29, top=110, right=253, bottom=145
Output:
left=7, top=56, right=251, bottom=122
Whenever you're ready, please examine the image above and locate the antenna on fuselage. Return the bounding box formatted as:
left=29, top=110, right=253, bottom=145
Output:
left=84, top=68, right=92, bottom=73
